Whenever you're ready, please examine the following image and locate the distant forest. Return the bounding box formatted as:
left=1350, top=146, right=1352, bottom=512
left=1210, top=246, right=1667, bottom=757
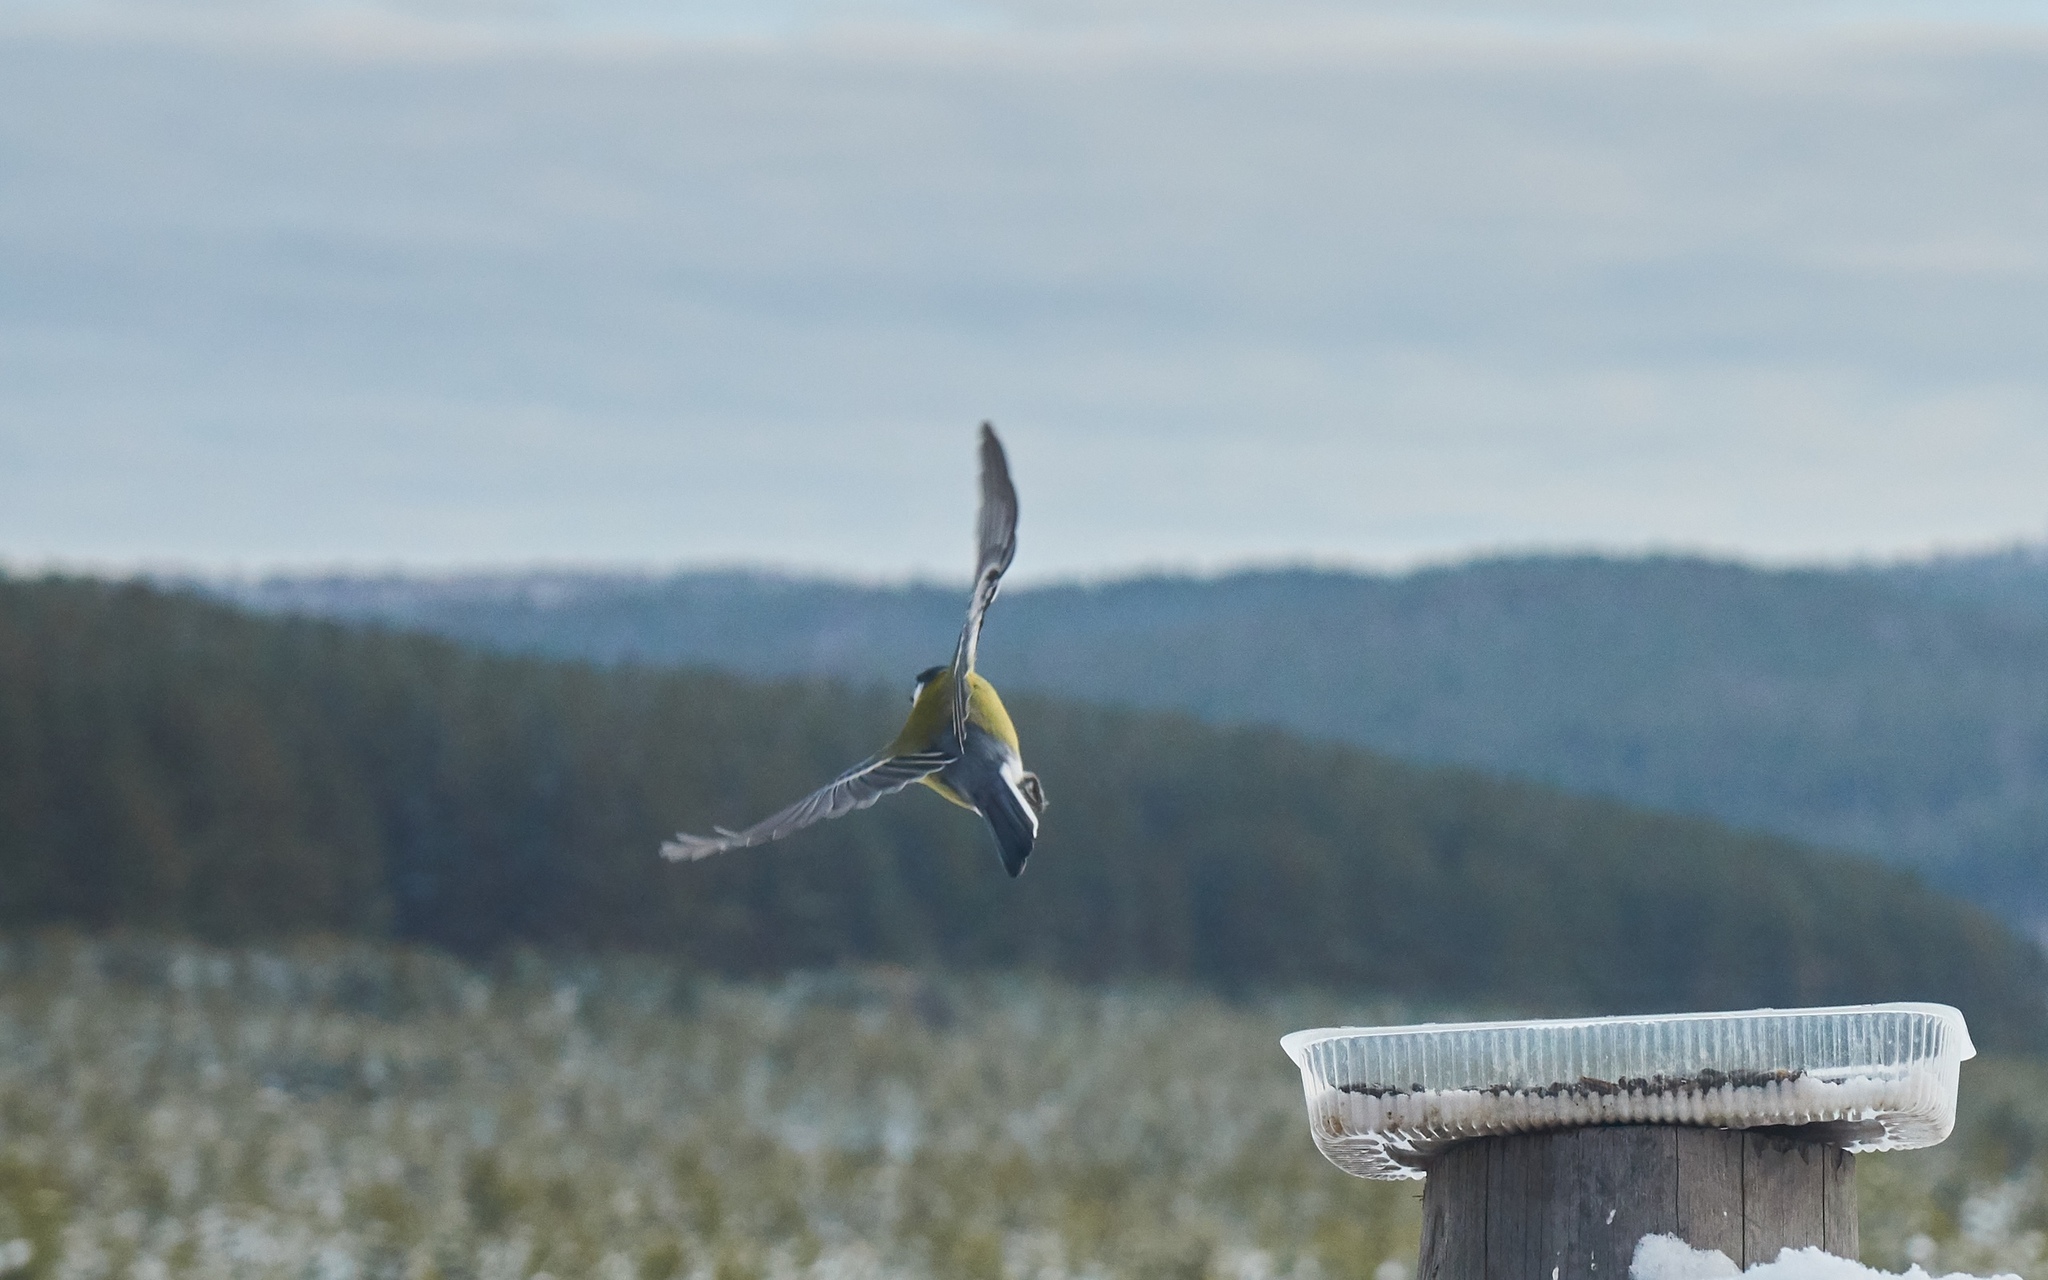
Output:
left=220, top=551, right=2048, bottom=933
left=6, top=573, right=2046, bottom=1048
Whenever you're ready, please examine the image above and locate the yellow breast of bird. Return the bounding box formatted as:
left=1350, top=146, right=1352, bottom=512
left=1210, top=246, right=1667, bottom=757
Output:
left=889, top=671, right=1022, bottom=811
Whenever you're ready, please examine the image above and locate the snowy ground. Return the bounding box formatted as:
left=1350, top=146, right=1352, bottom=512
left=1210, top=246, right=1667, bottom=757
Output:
left=0, top=934, right=2042, bottom=1279
left=1634, top=1235, right=2020, bottom=1280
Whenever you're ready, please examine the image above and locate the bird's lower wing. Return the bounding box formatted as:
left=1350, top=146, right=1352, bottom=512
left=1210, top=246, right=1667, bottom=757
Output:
left=660, top=750, right=954, bottom=861
left=949, top=422, right=1019, bottom=747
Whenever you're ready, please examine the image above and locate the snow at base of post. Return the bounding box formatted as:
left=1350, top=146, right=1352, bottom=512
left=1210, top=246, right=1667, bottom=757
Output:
left=1629, top=1235, right=2019, bottom=1280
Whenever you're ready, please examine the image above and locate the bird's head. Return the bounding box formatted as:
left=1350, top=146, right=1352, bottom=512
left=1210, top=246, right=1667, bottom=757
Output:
left=911, top=664, right=948, bottom=703
left=1018, top=772, right=1047, bottom=817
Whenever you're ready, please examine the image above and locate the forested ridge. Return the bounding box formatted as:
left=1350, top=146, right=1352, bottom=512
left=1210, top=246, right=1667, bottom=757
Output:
left=223, top=553, right=2048, bottom=930
left=7, top=573, right=2045, bottom=1047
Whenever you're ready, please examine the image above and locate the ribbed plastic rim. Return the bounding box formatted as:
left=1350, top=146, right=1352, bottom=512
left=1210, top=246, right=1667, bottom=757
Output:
left=1280, top=1002, right=1977, bottom=1067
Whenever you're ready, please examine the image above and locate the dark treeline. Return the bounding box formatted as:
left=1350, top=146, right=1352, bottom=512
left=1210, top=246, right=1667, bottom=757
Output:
left=5, top=574, right=2045, bottom=1047
left=225, top=557, right=2048, bottom=933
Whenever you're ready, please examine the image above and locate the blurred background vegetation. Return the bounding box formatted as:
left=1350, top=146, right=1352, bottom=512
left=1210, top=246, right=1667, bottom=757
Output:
left=4, top=569, right=2048, bottom=1277
left=0, top=937, right=2042, bottom=1280
left=224, top=550, right=2048, bottom=938
left=4, top=573, right=2042, bottom=1040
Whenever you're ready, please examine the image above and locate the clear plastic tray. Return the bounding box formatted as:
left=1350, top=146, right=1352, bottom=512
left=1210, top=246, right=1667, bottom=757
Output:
left=1281, top=1003, right=1973, bottom=1180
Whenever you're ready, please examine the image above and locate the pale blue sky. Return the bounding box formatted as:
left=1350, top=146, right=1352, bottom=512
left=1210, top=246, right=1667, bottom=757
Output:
left=3, top=0, right=2047, bottom=580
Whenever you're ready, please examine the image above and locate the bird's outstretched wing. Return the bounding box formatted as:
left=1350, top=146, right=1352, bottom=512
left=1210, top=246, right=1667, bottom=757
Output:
left=948, top=422, right=1019, bottom=749
left=661, top=750, right=953, bottom=861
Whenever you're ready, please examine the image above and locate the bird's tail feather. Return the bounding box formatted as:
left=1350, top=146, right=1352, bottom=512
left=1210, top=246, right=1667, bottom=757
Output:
left=967, top=774, right=1037, bottom=878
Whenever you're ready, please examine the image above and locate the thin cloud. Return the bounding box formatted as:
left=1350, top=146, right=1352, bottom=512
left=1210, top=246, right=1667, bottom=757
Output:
left=2, top=5, right=2046, bottom=577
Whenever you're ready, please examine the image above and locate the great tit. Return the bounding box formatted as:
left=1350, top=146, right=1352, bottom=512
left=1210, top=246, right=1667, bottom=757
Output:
left=661, top=423, right=1047, bottom=876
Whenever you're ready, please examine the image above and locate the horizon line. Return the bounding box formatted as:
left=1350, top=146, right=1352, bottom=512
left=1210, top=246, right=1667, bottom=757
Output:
left=9, top=534, right=2046, bottom=593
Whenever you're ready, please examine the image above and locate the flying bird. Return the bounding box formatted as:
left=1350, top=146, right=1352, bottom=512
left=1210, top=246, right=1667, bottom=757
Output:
left=661, top=423, right=1047, bottom=876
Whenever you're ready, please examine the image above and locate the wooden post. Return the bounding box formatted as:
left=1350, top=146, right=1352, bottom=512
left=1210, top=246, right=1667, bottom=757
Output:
left=1417, top=1127, right=1856, bottom=1280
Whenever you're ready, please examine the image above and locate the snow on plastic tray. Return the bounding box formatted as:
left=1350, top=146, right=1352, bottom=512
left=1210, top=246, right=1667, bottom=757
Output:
left=1282, top=1003, right=1973, bottom=1181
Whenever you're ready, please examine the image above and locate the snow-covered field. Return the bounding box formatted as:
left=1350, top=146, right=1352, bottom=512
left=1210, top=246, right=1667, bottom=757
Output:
left=0, top=937, right=1425, bottom=1280
left=1631, top=1235, right=2019, bottom=1280
left=0, top=936, right=2038, bottom=1280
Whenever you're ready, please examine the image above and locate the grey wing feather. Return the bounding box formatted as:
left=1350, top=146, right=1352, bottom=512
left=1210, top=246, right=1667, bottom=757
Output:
left=660, top=751, right=952, bottom=861
left=949, top=422, right=1019, bottom=747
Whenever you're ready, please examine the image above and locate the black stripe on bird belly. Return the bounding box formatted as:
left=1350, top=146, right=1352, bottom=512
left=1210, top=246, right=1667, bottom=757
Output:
left=941, top=726, right=1038, bottom=878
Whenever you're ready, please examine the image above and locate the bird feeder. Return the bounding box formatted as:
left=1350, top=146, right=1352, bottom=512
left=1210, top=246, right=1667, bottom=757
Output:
left=1282, top=1003, right=1973, bottom=1279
